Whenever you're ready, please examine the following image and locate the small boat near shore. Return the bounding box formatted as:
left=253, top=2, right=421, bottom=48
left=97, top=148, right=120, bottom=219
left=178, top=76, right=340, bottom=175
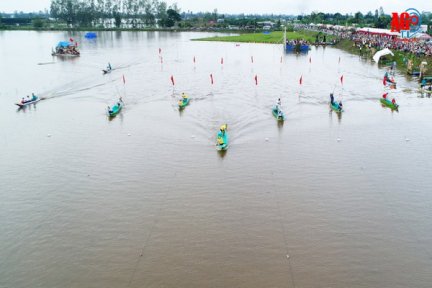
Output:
left=380, top=98, right=399, bottom=110
left=285, top=43, right=310, bottom=53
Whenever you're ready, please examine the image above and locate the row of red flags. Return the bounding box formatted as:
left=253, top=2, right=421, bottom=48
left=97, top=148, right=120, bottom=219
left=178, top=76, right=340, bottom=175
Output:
left=159, top=48, right=344, bottom=86
left=158, top=48, right=342, bottom=67
left=120, top=73, right=343, bottom=87
left=168, top=74, right=344, bottom=86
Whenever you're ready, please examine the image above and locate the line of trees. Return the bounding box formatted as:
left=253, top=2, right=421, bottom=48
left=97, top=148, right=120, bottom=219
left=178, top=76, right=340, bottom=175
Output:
left=3, top=3, right=431, bottom=31
left=50, top=0, right=181, bottom=28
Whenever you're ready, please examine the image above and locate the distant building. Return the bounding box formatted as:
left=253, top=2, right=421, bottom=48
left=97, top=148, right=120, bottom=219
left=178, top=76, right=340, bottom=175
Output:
left=257, top=21, right=275, bottom=28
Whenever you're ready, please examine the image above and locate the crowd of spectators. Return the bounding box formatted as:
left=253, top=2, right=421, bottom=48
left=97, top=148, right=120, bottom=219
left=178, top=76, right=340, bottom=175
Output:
left=296, top=24, right=432, bottom=57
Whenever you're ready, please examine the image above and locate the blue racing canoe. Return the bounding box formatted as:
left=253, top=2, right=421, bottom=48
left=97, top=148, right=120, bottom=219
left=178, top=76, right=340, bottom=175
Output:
left=272, top=106, right=285, bottom=121
left=178, top=97, right=190, bottom=109
left=107, top=99, right=123, bottom=117
left=216, top=125, right=229, bottom=151
left=330, top=102, right=343, bottom=113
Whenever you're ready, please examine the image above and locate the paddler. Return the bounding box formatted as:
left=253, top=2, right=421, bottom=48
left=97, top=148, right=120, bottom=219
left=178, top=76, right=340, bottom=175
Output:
left=220, top=124, right=227, bottom=135
left=181, top=93, right=188, bottom=103
left=278, top=110, right=283, bottom=118
left=330, top=93, right=334, bottom=104
left=107, top=63, right=112, bottom=71
left=384, top=70, right=391, bottom=82
left=276, top=98, right=281, bottom=111
left=392, top=98, right=396, bottom=105
left=383, top=93, right=388, bottom=99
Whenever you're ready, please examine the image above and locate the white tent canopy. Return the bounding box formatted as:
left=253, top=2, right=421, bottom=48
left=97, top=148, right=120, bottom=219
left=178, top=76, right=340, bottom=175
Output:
left=356, top=27, right=399, bottom=37
left=373, top=48, right=394, bottom=63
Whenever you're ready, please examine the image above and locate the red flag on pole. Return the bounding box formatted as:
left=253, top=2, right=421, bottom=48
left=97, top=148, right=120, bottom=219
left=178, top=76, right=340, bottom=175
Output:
left=210, top=74, right=214, bottom=85
left=122, top=75, right=126, bottom=84
left=251, top=56, right=254, bottom=63
left=221, top=57, right=224, bottom=65
left=170, top=75, right=175, bottom=86
left=340, top=75, right=344, bottom=85
left=254, top=75, right=258, bottom=85
left=299, top=75, right=303, bottom=85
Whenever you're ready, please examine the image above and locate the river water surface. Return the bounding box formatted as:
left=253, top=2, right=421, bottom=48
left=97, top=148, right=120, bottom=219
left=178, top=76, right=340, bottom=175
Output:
left=1, top=31, right=432, bottom=288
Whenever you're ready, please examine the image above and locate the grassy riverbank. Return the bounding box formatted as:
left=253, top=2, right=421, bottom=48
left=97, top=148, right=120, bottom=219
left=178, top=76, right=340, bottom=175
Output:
left=193, top=30, right=334, bottom=44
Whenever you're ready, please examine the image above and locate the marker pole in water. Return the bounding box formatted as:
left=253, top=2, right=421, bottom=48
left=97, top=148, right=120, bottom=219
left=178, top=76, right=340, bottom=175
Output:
left=254, top=75, right=258, bottom=86
left=251, top=56, right=254, bottom=64
left=122, top=75, right=126, bottom=98
left=340, top=75, right=345, bottom=102
left=298, top=75, right=303, bottom=99
left=170, top=75, right=175, bottom=94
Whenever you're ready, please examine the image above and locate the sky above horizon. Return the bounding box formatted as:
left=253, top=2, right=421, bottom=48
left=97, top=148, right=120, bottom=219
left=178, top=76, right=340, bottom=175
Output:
left=0, top=0, right=429, bottom=15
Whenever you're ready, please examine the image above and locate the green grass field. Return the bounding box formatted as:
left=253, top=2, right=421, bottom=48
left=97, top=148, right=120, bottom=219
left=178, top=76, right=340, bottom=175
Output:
left=193, top=31, right=330, bottom=44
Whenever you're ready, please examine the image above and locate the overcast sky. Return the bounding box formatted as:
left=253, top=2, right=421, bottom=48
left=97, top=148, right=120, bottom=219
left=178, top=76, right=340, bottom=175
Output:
left=0, top=0, right=429, bottom=15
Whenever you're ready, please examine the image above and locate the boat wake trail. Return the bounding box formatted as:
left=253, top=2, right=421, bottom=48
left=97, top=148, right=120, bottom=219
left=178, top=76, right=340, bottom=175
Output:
left=37, top=62, right=56, bottom=65
left=38, top=77, right=119, bottom=100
